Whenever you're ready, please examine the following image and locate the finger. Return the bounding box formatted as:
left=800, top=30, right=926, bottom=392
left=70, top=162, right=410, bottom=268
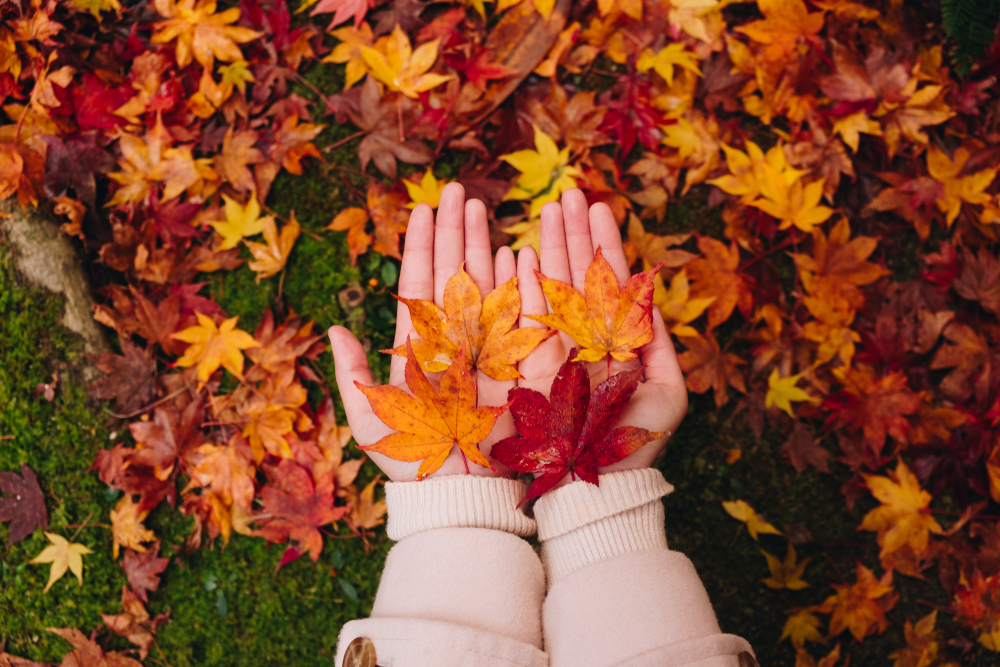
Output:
left=393, top=204, right=434, bottom=351
left=329, top=326, right=380, bottom=432
left=562, top=188, right=595, bottom=291
left=433, top=182, right=467, bottom=306
left=539, top=201, right=571, bottom=284
left=464, top=198, right=494, bottom=294
left=517, top=246, right=547, bottom=328
left=495, top=245, right=516, bottom=286
left=589, top=202, right=630, bottom=285
left=640, top=309, right=685, bottom=391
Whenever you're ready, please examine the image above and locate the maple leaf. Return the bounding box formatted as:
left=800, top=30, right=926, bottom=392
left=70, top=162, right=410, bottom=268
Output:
left=524, top=85, right=611, bottom=155
left=653, top=268, right=715, bottom=337
left=762, top=543, right=810, bottom=589
left=734, top=0, right=826, bottom=64
left=500, top=125, right=581, bottom=218
left=236, top=372, right=308, bottom=461
left=110, top=495, right=156, bottom=559
left=930, top=322, right=991, bottom=403
left=87, top=338, right=157, bottom=415
left=860, top=458, right=943, bottom=563
left=107, top=119, right=207, bottom=207
left=0, top=463, right=48, bottom=545
left=211, top=194, right=267, bottom=250
left=926, top=145, right=998, bottom=227
left=347, top=476, right=386, bottom=530
left=831, top=111, right=882, bottom=153
left=325, top=207, right=371, bottom=266
left=781, top=422, right=832, bottom=474
left=255, top=458, right=347, bottom=562
left=780, top=609, right=826, bottom=648
left=953, top=247, right=1000, bottom=316
left=29, top=532, right=92, bottom=593
left=766, top=369, right=818, bottom=417
left=128, top=399, right=204, bottom=481
left=685, top=236, right=754, bottom=330
left=102, top=586, right=169, bottom=660
left=392, top=269, right=552, bottom=380
left=189, top=434, right=257, bottom=508
left=310, top=0, right=374, bottom=29
left=492, top=355, right=663, bottom=500
left=889, top=611, right=950, bottom=667
left=827, top=365, right=921, bottom=455
left=526, top=247, right=660, bottom=364
left=722, top=499, right=781, bottom=540
left=796, top=644, right=843, bottom=667
left=818, top=563, right=897, bottom=642
left=246, top=212, right=300, bottom=281
left=678, top=332, right=746, bottom=408
left=151, top=0, right=263, bottom=68
left=343, top=77, right=433, bottom=178
left=321, top=24, right=374, bottom=88
left=636, top=44, right=702, bottom=86
left=366, top=183, right=410, bottom=259
left=404, top=170, right=446, bottom=209
left=46, top=628, right=143, bottom=667
left=361, top=26, right=453, bottom=99
left=121, top=544, right=169, bottom=603
left=624, top=216, right=696, bottom=269
left=215, top=127, right=264, bottom=194
left=792, top=218, right=888, bottom=307
left=171, top=313, right=259, bottom=383
left=359, top=342, right=507, bottom=478
left=449, top=46, right=509, bottom=89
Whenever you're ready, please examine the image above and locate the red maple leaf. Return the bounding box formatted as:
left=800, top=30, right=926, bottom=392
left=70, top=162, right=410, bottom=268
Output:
left=446, top=47, right=509, bottom=89
left=121, top=543, right=170, bottom=603
left=254, top=458, right=347, bottom=564
left=309, top=0, right=374, bottom=30
left=598, top=74, right=664, bottom=157
left=490, top=353, right=663, bottom=502
left=51, top=72, right=132, bottom=132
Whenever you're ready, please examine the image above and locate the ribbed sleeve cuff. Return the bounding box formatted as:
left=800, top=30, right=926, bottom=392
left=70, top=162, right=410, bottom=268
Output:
left=385, top=475, right=537, bottom=541
left=533, top=469, right=674, bottom=583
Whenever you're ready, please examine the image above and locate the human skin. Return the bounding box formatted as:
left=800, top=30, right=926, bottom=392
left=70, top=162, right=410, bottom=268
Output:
left=329, top=183, right=688, bottom=482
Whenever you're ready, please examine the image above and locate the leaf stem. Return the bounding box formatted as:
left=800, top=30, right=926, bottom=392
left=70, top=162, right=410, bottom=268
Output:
left=101, top=385, right=193, bottom=420
left=69, top=513, right=93, bottom=544
left=320, top=130, right=366, bottom=153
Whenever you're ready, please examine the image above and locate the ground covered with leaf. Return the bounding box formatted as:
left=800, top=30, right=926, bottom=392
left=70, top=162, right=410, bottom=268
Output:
left=3, top=0, right=1000, bottom=664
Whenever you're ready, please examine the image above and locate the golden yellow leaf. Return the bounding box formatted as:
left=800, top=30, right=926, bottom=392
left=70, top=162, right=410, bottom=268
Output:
left=171, top=312, right=260, bottom=383
left=29, top=532, right=92, bottom=593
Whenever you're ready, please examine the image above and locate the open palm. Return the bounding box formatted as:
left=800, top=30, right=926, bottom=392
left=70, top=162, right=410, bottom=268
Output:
left=329, top=183, right=516, bottom=482
left=516, top=189, right=688, bottom=473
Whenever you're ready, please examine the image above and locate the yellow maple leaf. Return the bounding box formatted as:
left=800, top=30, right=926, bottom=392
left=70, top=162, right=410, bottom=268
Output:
left=211, top=194, right=267, bottom=250
left=765, top=368, right=819, bottom=417
left=722, top=499, right=782, bottom=540
left=653, top=268, right=715, bottom=337
left=109, top=495, right=156, bottom=559
left=926, top=145, right=998, bottom=226
left=171, top=312, right=260, bottom=383
left=661, top=117, right=703, bottom=160
left=831, top=111, right=882, bottom=153
left=751, top=160, right=833, bottom=233
left=151, top=0, right=263, bottom=68
left=762, top=543, right=810, bottom=590
left=503, top=217, right=541, bottom=252
left=781, top=609, right=826, bottom=648
left=361, top=25, right=453, bottom=98
left=501, top=125, right=581, bottom=218
left=321, top=23, right=374, bottom=89
left=29, top=532, right=92, bottom=593
left=889, top=611, right=954, bottom=667
left=818, top=564, right=896, bottom=641
left=404, top=170, right=447, bottom=209
left=636, top=43, right=702, bottom=86
left=246, top=212, right=301, bottom=280
left=859, top=458, right=943, bottom=563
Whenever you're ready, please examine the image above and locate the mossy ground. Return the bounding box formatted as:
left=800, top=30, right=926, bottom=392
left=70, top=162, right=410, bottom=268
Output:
left=0, top=59, right=974, bottom=667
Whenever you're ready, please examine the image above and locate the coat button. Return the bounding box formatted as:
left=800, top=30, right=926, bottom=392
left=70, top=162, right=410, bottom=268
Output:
left=343, top=637, right=377, bottom=667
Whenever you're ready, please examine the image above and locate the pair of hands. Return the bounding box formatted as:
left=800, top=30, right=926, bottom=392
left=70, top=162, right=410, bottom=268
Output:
left=329, top=184, right=688, bottom=483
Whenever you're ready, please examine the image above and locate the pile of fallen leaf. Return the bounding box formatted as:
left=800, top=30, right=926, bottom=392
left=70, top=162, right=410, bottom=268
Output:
left=2, top=0, right=1000, bottom=661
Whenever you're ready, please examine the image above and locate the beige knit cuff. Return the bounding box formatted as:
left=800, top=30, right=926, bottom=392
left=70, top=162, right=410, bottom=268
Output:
left=385, top=475, right=537, bottom=541
left=533, top=469, right=674, bottom=583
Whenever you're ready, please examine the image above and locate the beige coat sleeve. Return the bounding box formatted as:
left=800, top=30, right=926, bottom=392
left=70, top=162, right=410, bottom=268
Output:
left=535, top=469, right=755, bottom=667
left=334, top=475, right=548, bottom=667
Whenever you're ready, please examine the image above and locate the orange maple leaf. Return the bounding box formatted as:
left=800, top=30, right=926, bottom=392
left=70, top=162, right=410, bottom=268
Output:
left=792, top=217, right=889, bottom=309
left=361, top=25, right=453, bottom=99
left=357, top=343, right=507, bottom=479
left=926, top=145, right=998, bottom=227
left=686, top=236, right=754, bottom=330
left=171, top=312, right=260, bottom=383
left=678, top=332, right=747, bottom=408
left=818, top=563, right=898, bottom=642
left=735, top=0, right=826, bottom=64
left=859, top=458, right=943, bottom=564
left=830, top=364, right=922, bottom=454
left=367, top=183, right=409, bottom=260
left=325, top=206, right=371, bottom=266
left=151, top=0, right=262, bottom=68
left=246, top=212, right=300, bottom=281
left=388, top=266, right=554, bottom=381
left=527, top=247, right=661, bottom=364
